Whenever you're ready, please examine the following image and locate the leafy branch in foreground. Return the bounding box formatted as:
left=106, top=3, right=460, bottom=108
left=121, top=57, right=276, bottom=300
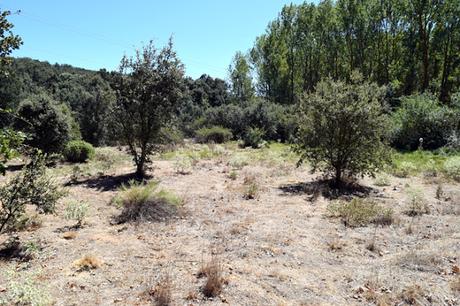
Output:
left=0, top=151, right=65, bottom=233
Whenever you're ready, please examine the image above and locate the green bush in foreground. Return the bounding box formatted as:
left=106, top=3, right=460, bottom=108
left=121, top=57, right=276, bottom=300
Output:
left=0, top=152, right=64, bottom=233
left=196, top=126, right=233, bottom=144
left=63, top=140, right=95, bottom=163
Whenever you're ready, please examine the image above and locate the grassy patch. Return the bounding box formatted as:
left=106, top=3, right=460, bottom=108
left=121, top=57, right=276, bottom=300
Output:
left=391, top=150, right=460, bottom=178
left=327, top=198, right=394, bottom=227
left=113, top=180, right=182, bottom=223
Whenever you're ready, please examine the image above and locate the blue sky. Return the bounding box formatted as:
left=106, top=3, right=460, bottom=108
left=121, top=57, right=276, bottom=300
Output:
left=2, top=0, right=305, bottom=79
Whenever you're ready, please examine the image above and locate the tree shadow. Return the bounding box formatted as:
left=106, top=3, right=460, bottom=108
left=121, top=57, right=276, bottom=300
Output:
left=0, top=236, right=33, bottom=262
left=279, top=178, right=376, bottom=201
left=64, top=172, right=150, bottom=192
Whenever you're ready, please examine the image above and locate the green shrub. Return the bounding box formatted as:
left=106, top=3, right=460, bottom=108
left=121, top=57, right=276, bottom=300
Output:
left=444, top=157, right=460, bottom=181
left=391, top=94, right=458, bottom=150
left=0, top=152, right=64, bottom=233
left=64, top=200, right=89, bottom=227
left=15, top=94, right=76, bottom=154
left=327, top=198, right=393, bottom=227
left=195, top=126, right=233, bottom=144
left=241, top=127, right=266, bottom=149
left=63, top=140, right=95, bottom=163
left=294, top=76, right=390, bottom=184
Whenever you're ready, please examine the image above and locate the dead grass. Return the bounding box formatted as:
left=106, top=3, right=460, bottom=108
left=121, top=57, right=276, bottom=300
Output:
left=73, top=255, right=103, bottom=271
left=451, top=276, right=460, bottom=293
left=398, top=284, right=426, bottom=305
left=398, top=250, right=442, bottom=272
left=199, top=256, right=226, bottom=298
left=62, top=231, right=77, bottom=240
left=242, top=173, right=260, bottom=200
left=150, top=274, right=173, bottom=306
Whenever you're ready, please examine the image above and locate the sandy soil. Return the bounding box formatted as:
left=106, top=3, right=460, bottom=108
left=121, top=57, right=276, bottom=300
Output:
left=0, top=146, right=459, bottom=305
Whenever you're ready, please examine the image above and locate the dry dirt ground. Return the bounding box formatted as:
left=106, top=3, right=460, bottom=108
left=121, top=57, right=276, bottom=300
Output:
left=0, top=144, right=459, bottom=305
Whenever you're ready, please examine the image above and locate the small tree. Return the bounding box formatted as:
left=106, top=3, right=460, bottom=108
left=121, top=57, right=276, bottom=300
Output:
left=294, top=75, right=390, bottom=185
left=111, top=39, right=184, bottom=177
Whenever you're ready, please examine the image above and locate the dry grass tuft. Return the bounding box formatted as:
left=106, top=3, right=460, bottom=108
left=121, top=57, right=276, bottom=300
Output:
left=398, top=284, right=425, bottom=305
left=242, top=173, right=260, bottom=200
left=150, top=274, right=173, bottom=306
left=62, top=231, right=77, bottom=240
left=451, top=276, right=460, bottom=293
left=326, top=238, right=345, bottom=252
left=398, top=250, right=442, bottom=272
left=73, top=255, right=102, bottom=271
left=199, top=257, right=226, bottom=298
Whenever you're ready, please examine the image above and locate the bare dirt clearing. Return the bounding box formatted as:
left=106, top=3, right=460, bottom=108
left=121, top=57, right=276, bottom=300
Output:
left=1, top=144, right=459, bottom=305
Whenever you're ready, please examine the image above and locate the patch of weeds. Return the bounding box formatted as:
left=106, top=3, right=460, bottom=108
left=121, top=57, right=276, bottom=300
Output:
left=398, top=284, right=428, bottom=305
left=0, top=267, right=52, bottom=306
left=405, top=188, right=430, bottom=216
left=435, top=184, right=444, bottom=200
left=228, top=154, right=249, bottom=170
left=12, top=214, right=42, bottom=232
left=228, top=170, right=238, bottom=181
left=373, top=172, right=391, bottom=187
left=398, top=250, right=442, bottom=272
left=113, top=180, right=181, bottom=223
left=393, top=161, right=417, bottom=178
left=199, top=257, right=226, bottom=298
left=73, top=255, right=102, bottom=271
left=451, top=276, right=460, bottom=293
left=327, top=198, right=394, bottom=227
left=443, top=156, right=460, bottom=181
left=327, top=238, right=344, bottom=252
left=242, top=174, right=259, bottom=200
left=173, top=155, right=193, bottom=175
left=150, top=273, right=172, bottom=306
left=64, top=200, right=89, bottom=228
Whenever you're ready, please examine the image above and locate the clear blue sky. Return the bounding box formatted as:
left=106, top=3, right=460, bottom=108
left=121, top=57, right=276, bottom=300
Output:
left=2, top=0, right=306, bottom=79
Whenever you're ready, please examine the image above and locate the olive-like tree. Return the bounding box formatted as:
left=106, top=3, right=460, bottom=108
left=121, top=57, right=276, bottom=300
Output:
left=294, top=75, right=390, bottom=185
left=112, top=39, right=184, bottom=177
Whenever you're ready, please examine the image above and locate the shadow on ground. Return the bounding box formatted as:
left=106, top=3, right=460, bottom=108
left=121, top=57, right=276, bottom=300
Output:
left=279, top=178, right=376, bottom=201
left=64, top=172, right=150, bottom=192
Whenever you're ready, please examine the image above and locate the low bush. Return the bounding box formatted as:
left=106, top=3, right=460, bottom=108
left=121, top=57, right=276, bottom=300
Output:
left=405, top=188, right=430, bottom=216
left=327, top=198, right=394, bottom=227
left=113, top=180, right=181, bottom=223
left=199, top=257, right=225, bottom=298
left=63, top=140, right=95, bottom=163
left=195, top=126, right=233, bottom=144
left=64, top=200, right=89, bottom=227
left=241, top=127, right=266, bottom=149
left=444, top=157, right=460, bottom=181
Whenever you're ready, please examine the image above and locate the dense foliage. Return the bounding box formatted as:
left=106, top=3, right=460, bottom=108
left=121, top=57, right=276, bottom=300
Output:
left=295, top=76, right=390, bottom=184
left=15, top=94, right=76, bottom=154
left=248, top=0, right=460, bottom=104
left=195, top=126, right=233, bottom=144
left=63, top=140, right=95, bottom=163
